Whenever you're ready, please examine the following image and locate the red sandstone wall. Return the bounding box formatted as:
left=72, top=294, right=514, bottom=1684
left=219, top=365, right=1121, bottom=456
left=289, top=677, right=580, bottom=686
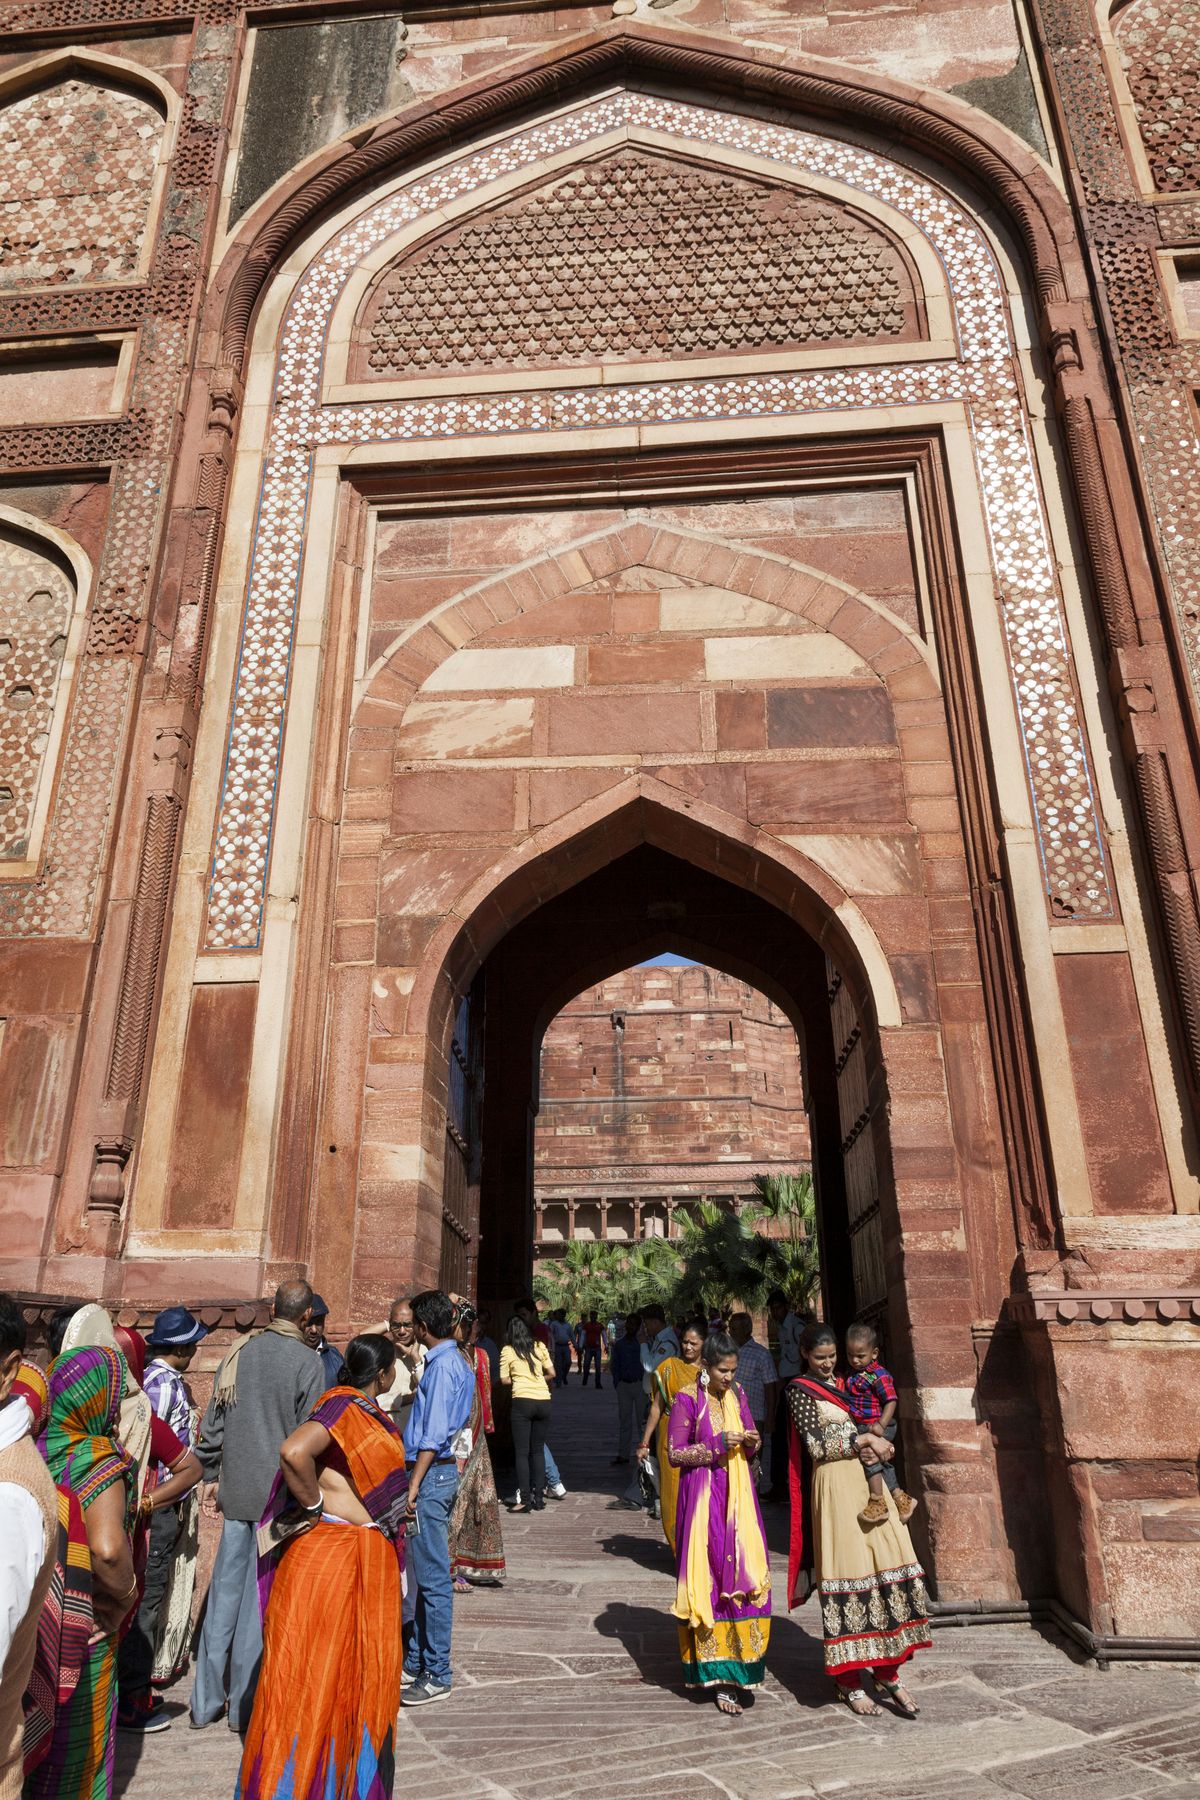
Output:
left=534, top=963, right=811, bottom=1221
left=0, top=0, right=1198, bottom=1646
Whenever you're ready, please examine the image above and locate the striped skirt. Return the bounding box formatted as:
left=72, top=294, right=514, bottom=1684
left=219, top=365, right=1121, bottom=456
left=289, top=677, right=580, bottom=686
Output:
left=237, top=1518, right=402, bottom=1800
left=23, top=1635, right=117, bottom=1800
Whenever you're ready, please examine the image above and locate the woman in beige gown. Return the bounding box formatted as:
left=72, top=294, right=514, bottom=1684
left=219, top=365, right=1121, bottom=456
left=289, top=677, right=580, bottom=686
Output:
left=785, top=1323, right=930, bottom=1718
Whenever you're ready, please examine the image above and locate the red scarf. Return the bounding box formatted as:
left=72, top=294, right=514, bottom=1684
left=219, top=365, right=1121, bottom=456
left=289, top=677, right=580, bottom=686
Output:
left=786, top=1375, right=854, bottom=1609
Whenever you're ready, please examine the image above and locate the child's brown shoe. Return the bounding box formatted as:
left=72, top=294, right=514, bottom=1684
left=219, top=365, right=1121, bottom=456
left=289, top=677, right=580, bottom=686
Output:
left=858, top=1496, right=889, bottom=1527
left=892, top=1488, right=918, bottom=1522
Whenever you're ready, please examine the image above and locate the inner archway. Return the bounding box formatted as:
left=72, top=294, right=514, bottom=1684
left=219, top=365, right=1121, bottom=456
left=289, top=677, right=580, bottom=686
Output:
left=452, top=841, right=885, bottom=1348
left=532, top=955, right=812, bottom=1266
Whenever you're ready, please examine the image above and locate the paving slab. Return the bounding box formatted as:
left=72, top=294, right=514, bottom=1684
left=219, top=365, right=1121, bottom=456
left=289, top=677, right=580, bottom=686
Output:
left=114, top=1382, right=1200, bottom=1800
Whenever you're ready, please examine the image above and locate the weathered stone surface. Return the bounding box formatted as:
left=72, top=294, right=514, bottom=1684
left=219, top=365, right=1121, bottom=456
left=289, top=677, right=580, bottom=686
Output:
left=535, top=962, right=810, bottom=1249
left=230, top=16, right=413, bottom=222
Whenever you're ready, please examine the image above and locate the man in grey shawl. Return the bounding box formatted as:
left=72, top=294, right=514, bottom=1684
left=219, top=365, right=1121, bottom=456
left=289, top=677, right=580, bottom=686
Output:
left=189, top=1280, right=324, bottom=1733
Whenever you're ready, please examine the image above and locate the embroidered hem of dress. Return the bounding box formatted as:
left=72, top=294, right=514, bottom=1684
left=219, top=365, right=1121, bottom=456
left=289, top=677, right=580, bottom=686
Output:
left=823, top=1639, right=930, bottom=1680
left=681, top=1657, right=766, bottom=1690
left=823, top=1627, right=931, bottom=1676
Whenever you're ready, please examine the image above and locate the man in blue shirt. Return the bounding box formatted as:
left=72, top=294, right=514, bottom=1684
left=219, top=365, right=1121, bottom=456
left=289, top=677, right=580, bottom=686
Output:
left=401, top=1289, right=475, bottom=1705
left=609, top=1311, right=648, bottom=1465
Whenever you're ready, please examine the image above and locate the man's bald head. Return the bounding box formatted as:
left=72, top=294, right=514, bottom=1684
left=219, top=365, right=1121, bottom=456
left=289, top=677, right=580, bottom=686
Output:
left=273, top=1279, right=314, bottom=1323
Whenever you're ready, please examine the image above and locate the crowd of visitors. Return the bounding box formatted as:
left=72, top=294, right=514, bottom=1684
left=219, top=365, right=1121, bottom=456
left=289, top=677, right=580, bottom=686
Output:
left=0, top=1279, right=929, bottom=1798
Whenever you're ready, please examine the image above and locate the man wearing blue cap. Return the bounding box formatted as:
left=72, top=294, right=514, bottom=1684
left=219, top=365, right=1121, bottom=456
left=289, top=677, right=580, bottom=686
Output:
left=119, top=1306, right=208, bottom=1727
left=304, top=1294, right=343, bottom=1388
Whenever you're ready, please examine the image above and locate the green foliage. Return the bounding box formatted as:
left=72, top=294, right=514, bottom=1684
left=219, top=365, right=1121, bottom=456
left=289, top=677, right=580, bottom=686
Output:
left=531, top=1171, right=819, bottom=1320
left=748, top=1171, right=821, bottom=1313
left=532, top=1236, right=680, bottom=1319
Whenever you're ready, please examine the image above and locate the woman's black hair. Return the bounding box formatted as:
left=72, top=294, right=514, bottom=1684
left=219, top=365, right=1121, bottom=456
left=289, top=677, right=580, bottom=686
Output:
left=46, top=1304, right=81, bottom=1360
left=504, top=1313, right=540, bottom=1373
left=702, top=1329, right=738, bottom=1366
left=680, top=1317, right=708, bottom=1343
left=337, top=1332, right=396, bottom=1392
left=800, top=1321, right=837, bottom=1360
left=0, top=1293, right=28, bottom=1360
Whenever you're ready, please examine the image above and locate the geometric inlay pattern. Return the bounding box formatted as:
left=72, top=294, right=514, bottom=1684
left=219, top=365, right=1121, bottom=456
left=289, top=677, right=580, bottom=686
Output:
left=357, top=149, right=916, bottom=379
left=0, top=530, right=73, bottom=859
left=0, top=79, right=162, bottom=290
left=203, top=94, right=1115, bottom=950
left=1116, top=0, right=1200, bottom=192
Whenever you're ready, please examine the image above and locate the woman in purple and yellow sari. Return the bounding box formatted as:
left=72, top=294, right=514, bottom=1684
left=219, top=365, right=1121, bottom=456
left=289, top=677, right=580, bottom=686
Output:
left=238, top=1334, right=407, bottom=1800
left=667, top=1331, right=771, bottom=1717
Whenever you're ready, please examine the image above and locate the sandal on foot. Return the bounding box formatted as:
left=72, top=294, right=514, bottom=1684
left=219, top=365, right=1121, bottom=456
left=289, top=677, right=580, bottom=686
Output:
left=453, top=1576, right=471, bottom=1592
left=876, top=1678, right=920, bottom=1717
left=858, top=1496, right=889, bottom=1527
left=892, top=1488, right=918, bottom=1522
left=714, top=1688, right=743, bottom=1716
left=838, top=1687, right=883, bottom=1717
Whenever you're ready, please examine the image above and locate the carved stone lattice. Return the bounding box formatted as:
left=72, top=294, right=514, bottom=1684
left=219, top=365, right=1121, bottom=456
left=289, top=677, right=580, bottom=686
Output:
left=1116, top=0, right=1200, bottom=193
left=357, top=150, right=917, bottom=380
left=0, top=78, right=163, bottom=291
left=0, top=531, right=74, bottom=861
left=0, top=18, right=239, bottom=941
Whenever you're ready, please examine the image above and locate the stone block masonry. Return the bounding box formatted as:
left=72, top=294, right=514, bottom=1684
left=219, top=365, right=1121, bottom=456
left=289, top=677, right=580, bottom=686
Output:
left=534, top=963, right=811, bottom=1250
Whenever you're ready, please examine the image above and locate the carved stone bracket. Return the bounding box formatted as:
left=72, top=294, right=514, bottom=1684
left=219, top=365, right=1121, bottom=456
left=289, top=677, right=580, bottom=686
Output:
left=1007, top=1290, right=1200, bottom=1324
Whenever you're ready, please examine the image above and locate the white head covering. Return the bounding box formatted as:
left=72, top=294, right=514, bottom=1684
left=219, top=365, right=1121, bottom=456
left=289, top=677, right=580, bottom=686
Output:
left=59, top=1303, right=117, bottom=1355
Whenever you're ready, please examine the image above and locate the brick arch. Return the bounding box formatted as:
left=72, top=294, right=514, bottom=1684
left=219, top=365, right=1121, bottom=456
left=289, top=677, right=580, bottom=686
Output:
left=406, top=775, right=905, bottom=1057
left=357, top=519, right=937, bottom=727
left=529, top=929, right=815, bottom=1056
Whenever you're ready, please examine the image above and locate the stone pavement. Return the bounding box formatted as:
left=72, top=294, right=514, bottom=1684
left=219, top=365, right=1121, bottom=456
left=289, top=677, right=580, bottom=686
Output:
left=115, top=1383, right=1200, bottom=1800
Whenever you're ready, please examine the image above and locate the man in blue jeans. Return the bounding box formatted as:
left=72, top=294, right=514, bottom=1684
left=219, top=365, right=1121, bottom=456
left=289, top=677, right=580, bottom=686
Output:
left=401, top=1289, right=475, bottom=1706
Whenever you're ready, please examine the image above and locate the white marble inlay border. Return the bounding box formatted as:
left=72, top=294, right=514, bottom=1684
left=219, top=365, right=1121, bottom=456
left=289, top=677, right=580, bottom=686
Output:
left=203, top=92, right=1114, bottom=950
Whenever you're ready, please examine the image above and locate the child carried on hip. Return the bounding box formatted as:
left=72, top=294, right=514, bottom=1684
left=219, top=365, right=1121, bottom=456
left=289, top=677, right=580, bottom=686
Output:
left=843, top=1321, right=918, bottom=1528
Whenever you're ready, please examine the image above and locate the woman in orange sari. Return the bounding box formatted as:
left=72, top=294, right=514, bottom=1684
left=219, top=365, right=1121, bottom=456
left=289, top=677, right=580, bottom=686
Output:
left=238, top=1334, right=406, bottom=1800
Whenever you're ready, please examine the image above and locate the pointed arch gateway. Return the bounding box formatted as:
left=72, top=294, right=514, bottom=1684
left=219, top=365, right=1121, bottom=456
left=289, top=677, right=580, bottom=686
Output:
left=134, top=31, right=1200, bottom=1617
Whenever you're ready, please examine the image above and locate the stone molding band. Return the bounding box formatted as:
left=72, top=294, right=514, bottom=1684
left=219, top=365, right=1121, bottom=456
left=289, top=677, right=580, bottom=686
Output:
left=1006, top=1291, right=1200, bottom=1324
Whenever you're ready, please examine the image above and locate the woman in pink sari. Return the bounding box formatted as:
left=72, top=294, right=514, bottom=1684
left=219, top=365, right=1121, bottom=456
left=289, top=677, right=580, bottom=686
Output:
left=666, top=1331, right=771, bottom=1716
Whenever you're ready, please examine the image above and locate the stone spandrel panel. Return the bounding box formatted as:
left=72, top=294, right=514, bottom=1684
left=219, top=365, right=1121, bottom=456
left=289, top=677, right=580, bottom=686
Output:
left=205, top=95, right=1116, bottom=952
left=1115, top=0, right=1200, bottom=192
left=353, top=150, right=922, bottom=382
left=0, top=78, right=163, bottom=291
left=0, top=530, right=73, bottom=861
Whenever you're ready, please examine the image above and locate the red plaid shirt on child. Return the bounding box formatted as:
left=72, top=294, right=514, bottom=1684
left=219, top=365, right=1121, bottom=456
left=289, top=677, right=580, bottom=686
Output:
left=843, top=1360, right=898, bottom=1424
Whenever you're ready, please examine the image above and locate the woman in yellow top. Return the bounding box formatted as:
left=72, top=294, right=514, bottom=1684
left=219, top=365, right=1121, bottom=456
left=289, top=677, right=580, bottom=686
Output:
left=499, top=1316, right=554, bottom=1515
left=635, top=1320, right=706, bottom=1554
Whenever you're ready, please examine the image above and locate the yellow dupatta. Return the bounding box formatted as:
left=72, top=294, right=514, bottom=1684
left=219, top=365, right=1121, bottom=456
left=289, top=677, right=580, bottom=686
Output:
left=671, top=1385, right=770, bottom=1632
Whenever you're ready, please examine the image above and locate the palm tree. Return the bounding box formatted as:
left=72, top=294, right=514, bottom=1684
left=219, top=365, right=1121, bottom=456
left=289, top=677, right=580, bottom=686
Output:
left=529, top=1175, right=819, bottom=1324
left=670, top=1200, right=769, bottom=1316
left=747, top=1171, right=821, bottom=1313
left=533, top=1240, right=627, bottom=1317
